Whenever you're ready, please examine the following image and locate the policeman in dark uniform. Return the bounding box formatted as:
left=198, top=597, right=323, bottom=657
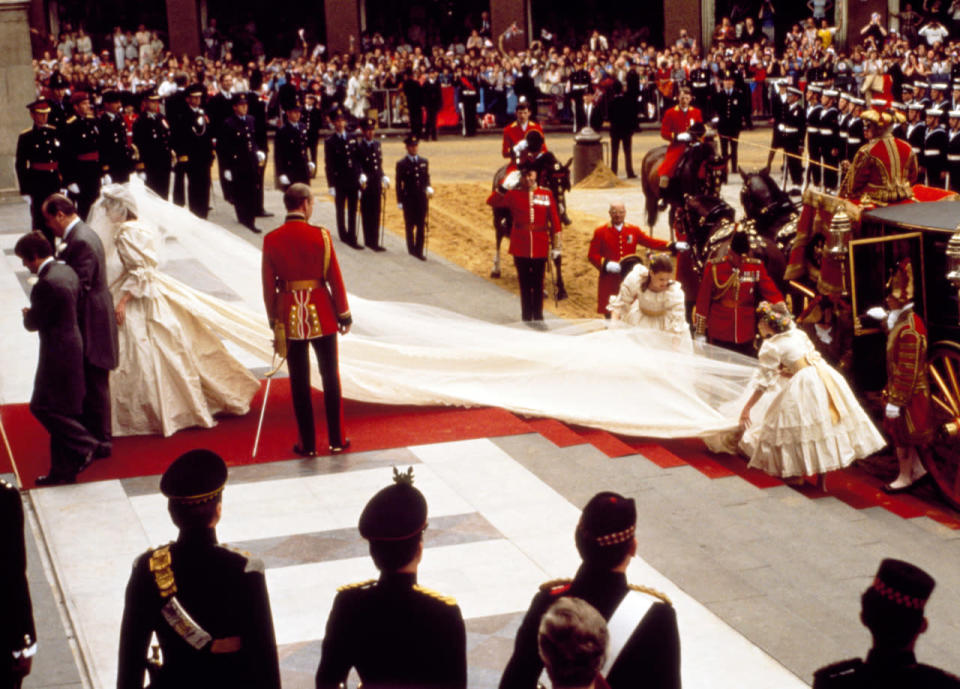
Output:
left=247, top=71, right=272, bottom=218
left=274, top=97, right=311, bottom=191
left=812, top=558, right=960, bottom=689
left=711, top=70, right=752, bottom=182
left=395, top=135, right=432, bottom=260
left=806, top=85, right=824, bottom=187
left=357, top=117, right=388, bottom=251
left=819, top=88, right=841, bottom=191
left=315, top=468, right=467, bottom=689
left=61, top=92, right=101, bottom=220
left=499, top=492, right=681, bottom=689
left=303, top=92, right=323, bottom=174
left=132, top=90, right=173, bottom=199
left=2, top=478, right=36, bottom=689
left=219, top=93, right=263, bottom=233
left=922, top=107, right=948, bottom=187
left=324, top=106, right=362, bottom=247
left=689, top=61, right=712, bottom=117
left=172, top=84, right=214, bottom=219
left=98, top=90, right=134, bottom=185
left=458, top=66, right=480, bottom=137
left=16, top=100, right=62, bottom=241
left=947, top=109, right=960, bottom=193
left=116, top=449, right=281, bottom=689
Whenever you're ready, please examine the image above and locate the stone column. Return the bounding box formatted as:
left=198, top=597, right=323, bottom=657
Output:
left=663, top=0, right=702, bottom=52
left=166, top=0, right=201, bottom=57
left=325, top=0, right=360, bottom=56
left=490, top=0, right=527, bottom=51
left=0, top=0, right=36, bottom=195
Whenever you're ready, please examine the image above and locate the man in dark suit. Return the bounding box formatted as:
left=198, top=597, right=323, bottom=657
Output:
left=324, top=106, right=362, bottom=247
left=316, top=468, right=466, bottom=689
left=1, top=478, right=36, bottom=685
left=395, top=135, right=432, bottom=260
left=42, top=194, right=119, bottom=457
left=608, top=80, right=637, bottom=177
left=499, top=491, right=681, bottom=689
left=15, top=231, right=99, bottom=486
left=582, top=90, right=604, bottom=132
left=711, top=70, right=752, bottom=181
left=218, top=94, right=263, bottom=233
left=357, top=117, right=388, bottom=251
left=422, top=68, right=442, bottom=142
left=117, top=450, right=281, bottom=689
left=402, top=69, right=424, bottom=139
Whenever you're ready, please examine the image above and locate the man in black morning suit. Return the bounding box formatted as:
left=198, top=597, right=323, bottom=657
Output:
left=1, top=478, right=36, bottom=687
left=395, top=135, right=432, bottom=260
left=42, top=195, right=118, bottom=459
left=357, top=117, right=389, bottom=251
left=500, top=492, right=681, bottom=689
left=325, top=106, right=362, bottom=247
left=15, top=232, right=100, bottom=486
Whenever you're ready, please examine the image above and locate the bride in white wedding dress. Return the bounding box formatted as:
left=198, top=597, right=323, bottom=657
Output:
left=89, top=179, right=757, bottom=442
left=89, top=184, right=260, bottom=437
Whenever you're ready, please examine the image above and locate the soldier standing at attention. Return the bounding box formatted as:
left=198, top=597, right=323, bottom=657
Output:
left=219, top=93, right=264, bottom=233
left=98, top=90, right=135, bottom=184
left=16, top=100, right=62, bottom=242
left=132, top=90, right=173, bottom=200
left=947, top=109, right=960, bottom=193
left=711, top=70, right=752, bottom=182
left=358, top=117, right=389, bottom=251
left=395, top=135, right=433, bottom=260
left=172, top=84, right=214, bottom=219
left=61, top=92, right=101, bottom=221
left=116, top=449, right=281, bottom=689
left=325, top=106, right=362, bottom=248
left=274, top=97, right=312, bottom=191
left=921, top=108, right=948, bottom=188
left=315, top=468, right=467, bottom=689
left=458, top=65, right=480, bottom=137
left=806, top=85, right=824, bottom=188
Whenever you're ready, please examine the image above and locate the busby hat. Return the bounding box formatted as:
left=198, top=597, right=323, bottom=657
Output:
left=160, top=449, right=228, bottom=505
left=358, top=467, right=428, bottom=541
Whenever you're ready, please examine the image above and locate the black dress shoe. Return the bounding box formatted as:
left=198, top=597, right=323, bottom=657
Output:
left=246, top=224, right=262, bottom=234
left=626, top=173, right=638, bottom=179
left=293, top=444, right=317, bottom=458
left=94, top=442, right=112, bottom=459
left=77, top=449, right=96, bottom=475
left=256, top=210, right=275, bottom=218
left=36, top=472, right=76, bottom=487
left=371, top=246, right=387, bottom=252
left=882, top=473, right=932, bottom=494
left=351, top=242, right=365, bottom=250
left=329, top=438, right=351, bottom=454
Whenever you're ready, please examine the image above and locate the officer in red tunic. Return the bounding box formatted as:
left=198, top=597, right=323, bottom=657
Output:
left=656, top=88, right=703, bottom=205
left=487, top=161, right=562, bottom=322
left=694, top=231, right=784, bottom=356
left=262, top=183, right=351, bottom=456
left=502, top=98, right=545, bottom=163
left=588, top=202, right=683, bottom=315
left=865, top=259, right=933, bottom=493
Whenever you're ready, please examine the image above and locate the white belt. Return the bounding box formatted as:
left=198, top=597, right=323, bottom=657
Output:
left=839, top=131, right=849, bottom=138
left=912, top=146, right=922, bottom=153
left=848, top=138, right=861, bottom=145
left=692, top=82, right=707, bottom=88
left=925, top=149, right=942, bottom=155
left=948, top=154, right=960, bottom=161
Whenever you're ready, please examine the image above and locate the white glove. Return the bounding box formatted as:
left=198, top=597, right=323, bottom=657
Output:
left=426, top=186, right=434, bottom=197
left=101, top=174, right=112, bottom=185
left=279, top=174, right=290, bottom=185
left=328, top=187, right=336, bottom=197
left=382, top=175, right=391, bottom=189
left=676, top=132, right=691, bottom=142
left=397, top=203, right=403, bottom=210
left=67, top=183, right=80, bottom=194
left=308, top=161, right=316, bottom=173
left=256, top=150, right=266, bottom=164
left=865, top=306, right=887, bottom=321
left=673, top=240, right=690, bottom=251
left=136, top=172, right=146, bottom=181
left=224, top=170, right=233, bottom=182
left=503, top=170, right=522, bottom=189
left=359, top=173, right=368, bottom=186
left=550, top=249, right=562, bottom=260
left=695, top=334, right=707, bottom=343
left=513, top=139, right=529, bottom=156
left=885, top=403, right=901, bottom=419
left=21, top=195, right=31, bottom=206
left=605, top=261, right=621, bottom=274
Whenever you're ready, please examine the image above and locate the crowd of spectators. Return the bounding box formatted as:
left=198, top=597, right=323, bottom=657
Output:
left=29, top=3, right=960, bottom=133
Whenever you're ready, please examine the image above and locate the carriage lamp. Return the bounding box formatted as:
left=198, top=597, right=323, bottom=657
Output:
left=826, top=208, right=851, bottom=258
left=945, top=230, right=960, bottom=289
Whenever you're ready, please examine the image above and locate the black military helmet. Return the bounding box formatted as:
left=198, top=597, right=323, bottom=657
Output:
left=863, top=558, right=935, bottom=617
left=575, top=492, right=637, bottom=563
left=160, top=449, right=228, bottom=505
left=358, top=467, right=428, bottom=541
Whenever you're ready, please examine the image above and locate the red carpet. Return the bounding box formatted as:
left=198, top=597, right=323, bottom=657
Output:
left=0, top=378, right=532, bottom=488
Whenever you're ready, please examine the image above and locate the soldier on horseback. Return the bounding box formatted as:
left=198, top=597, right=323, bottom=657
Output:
left=657, top=88, right=704, bottom=211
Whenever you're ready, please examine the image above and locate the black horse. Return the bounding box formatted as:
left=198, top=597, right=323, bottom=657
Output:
left=490, top=152, right=572, bottom=300
left=737, top=167, right=800, bottom=257
left=640, top=133, right=725, bottom=228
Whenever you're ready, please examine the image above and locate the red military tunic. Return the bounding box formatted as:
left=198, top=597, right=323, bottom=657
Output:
left=657, top=105, right=703, bottom=176
left=588, top=223, right=669, bottom=314
left=486, top=185, right=561, bottom=258
left=839, top=134, right=918, bottom=204
left=694, top=255, right=783, bottom=344
left=884, top=308, right=933, bottom=446
left=261, top=213, right=351, bottom=339
left=502, top=120, right=546, bottom=159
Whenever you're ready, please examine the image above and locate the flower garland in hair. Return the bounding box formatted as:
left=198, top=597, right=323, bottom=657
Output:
left=756, top=300, right=793, bottom=332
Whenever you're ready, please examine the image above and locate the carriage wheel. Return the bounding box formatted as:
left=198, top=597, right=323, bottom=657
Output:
left=924, top=341, right=960, bottom=510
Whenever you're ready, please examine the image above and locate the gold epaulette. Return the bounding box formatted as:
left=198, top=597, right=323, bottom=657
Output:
left=413, top=584, right=458, bottom=606
left=628, top=583, right=672, bottom=606
left=539, top=578, right=573, bottom=593
left=337, top=579, right=376, bottom=592
left=221, top=544, right=264, bottom=573
left=66, top=115, right=76, bottom=124
left=43, top=124, right=56, bottom=130
left=148, top=544, right=177, bottom=598
left=744, top=257, right=762, bottom=264
left=21, top=127, right=32, bottom=134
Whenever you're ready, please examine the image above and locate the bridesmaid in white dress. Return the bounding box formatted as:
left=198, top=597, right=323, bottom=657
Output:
left=738, top=302, right=886, bottom=485
left=607, top=255, right=689, bottom=335
left=95, top=185, right=260, bottom=437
